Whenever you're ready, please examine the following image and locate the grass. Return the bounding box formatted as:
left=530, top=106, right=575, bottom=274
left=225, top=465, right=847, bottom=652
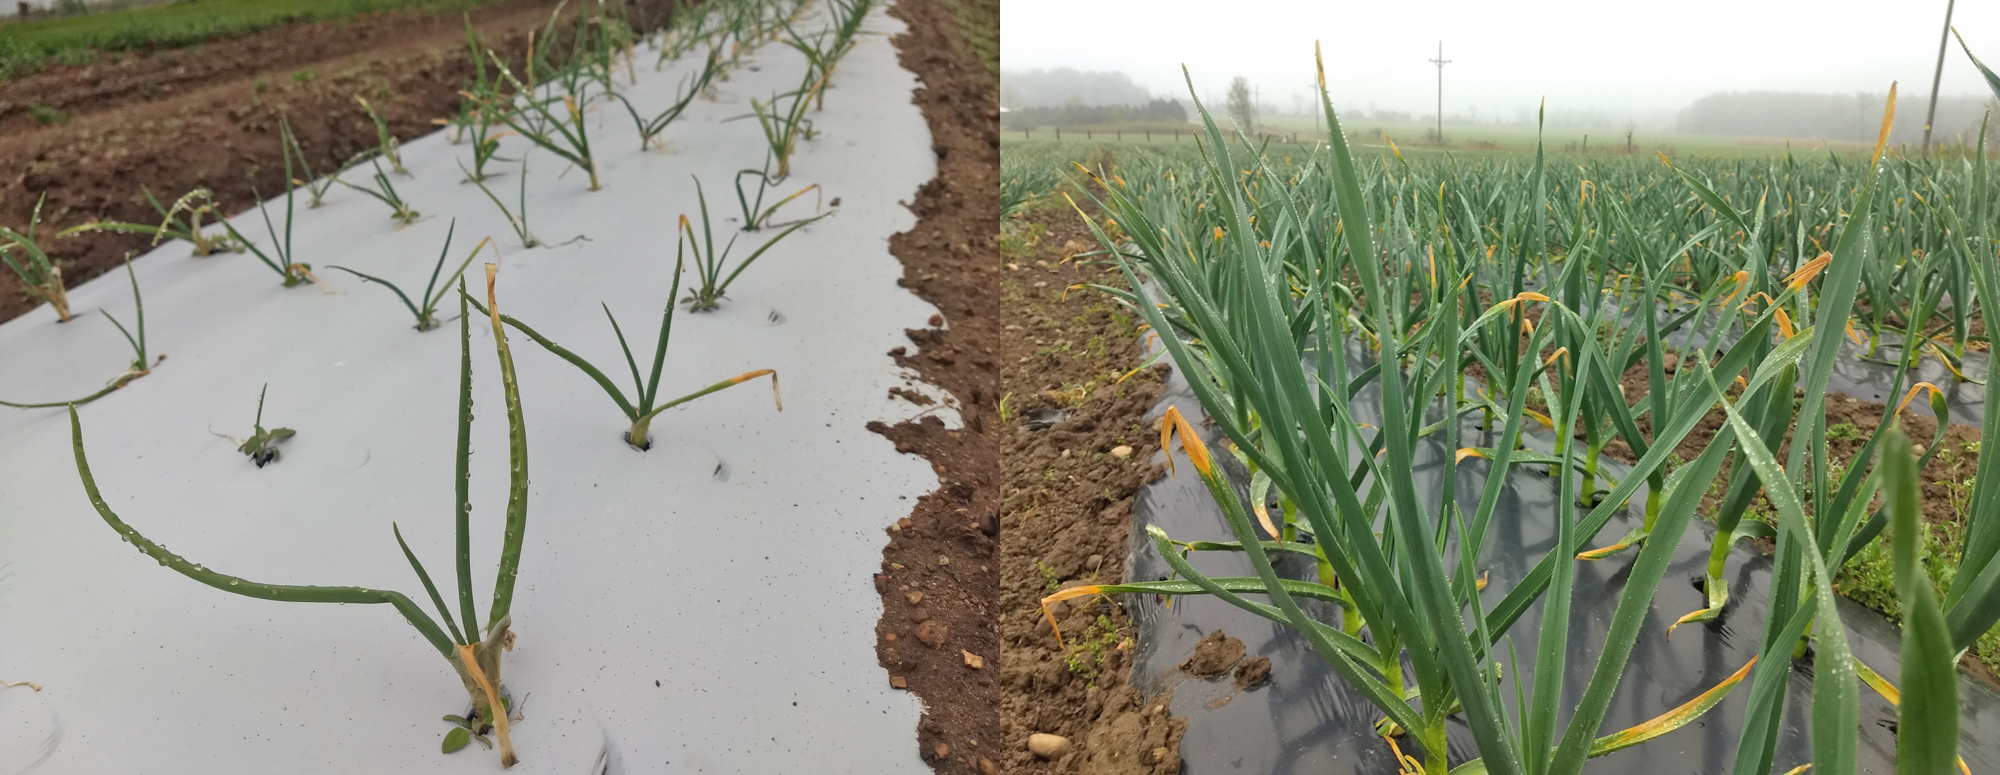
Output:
left=67, top=266, right=532, bottom=766
left=0, top=0, right=507, bottom=79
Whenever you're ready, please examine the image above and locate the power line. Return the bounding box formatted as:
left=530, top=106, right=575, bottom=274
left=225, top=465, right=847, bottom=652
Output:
left=1429, top=41, right=1451, bottom=145
left=1922, top=0, right=1958, bottom=152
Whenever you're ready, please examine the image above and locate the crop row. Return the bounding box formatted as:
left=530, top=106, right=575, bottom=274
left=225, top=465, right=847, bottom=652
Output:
left=1026, top=36, right=2000, bottom=775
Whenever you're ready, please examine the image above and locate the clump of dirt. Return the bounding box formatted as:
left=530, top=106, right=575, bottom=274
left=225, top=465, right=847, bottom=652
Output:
left=0, top=0, right=679, bottom=325
left=1177, top=630, right=1244, bottom=679
left=1232, top=657, right=1271, bottom=691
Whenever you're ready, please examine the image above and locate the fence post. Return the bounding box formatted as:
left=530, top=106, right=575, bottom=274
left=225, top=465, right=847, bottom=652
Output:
left=1146, top=130, right=1151, bottom=142
left=1086, top=130, right=1093, bottom=140
left=1116, top=130, right=1121, bottom=141
left=1055, top=127, right=1061, bottom=141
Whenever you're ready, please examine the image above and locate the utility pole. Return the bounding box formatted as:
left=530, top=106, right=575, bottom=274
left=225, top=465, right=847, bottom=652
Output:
left=1922, top=0, right=1958, bottom=152
left=1429, top=41, right=1451, bottom=145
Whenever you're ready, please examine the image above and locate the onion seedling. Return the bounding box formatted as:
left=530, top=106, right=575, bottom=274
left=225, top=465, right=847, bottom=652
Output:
left=71, top=187, right=243, bottom=257
left=470, top=56, right=601, bottom=191
left=450, top=17, right=512, bottom=183
left=0, top=256, right=159, bottom=409
left=216, top=384, right=295, bottom=467
left=680, top=176, right=826, bottom=310
left=615, top=46, right=720, bottom=152
left=467, top=251, right=779, bottom=448
left=743, top=68, right=823, bottom=180
left=733, top=168, right=822, bottom=231
left=779, top=0, right=870, bottom=110
left=466, top=158, right=544, bottom=249
left=335, top=157, right=423, bottom=226
left=0, top=193, right=73, bottom=321
left=330, top=220, right=494, bottom=330
left=69, top=267, right=533, bottom=766
left=355, top=95, right=407, bottom=176
left=219, top=147, right=317, bottom=288
left=281, top=118, right=339, bottom=209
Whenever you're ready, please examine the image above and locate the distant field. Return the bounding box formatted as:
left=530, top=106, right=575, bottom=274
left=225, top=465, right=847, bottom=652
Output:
left=0, top=0, right=502, bottom=77
left=1000, top=115, right=1887, bottom=159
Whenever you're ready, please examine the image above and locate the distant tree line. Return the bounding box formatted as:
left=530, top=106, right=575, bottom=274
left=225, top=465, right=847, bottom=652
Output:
left=1677, top=91, right=2000, bottom=145
left=1001, top=98, right=1187, bottom=130
left=1002, top=68, right=1158, bottom=109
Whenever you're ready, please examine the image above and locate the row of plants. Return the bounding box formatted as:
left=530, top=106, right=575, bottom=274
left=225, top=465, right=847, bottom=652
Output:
left=1034, top=34, right=2000, bottom=775
left=2, top=0, right=877, bottom=765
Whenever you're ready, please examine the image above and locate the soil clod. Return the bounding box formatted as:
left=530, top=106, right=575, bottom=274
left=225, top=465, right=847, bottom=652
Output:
left=1178, top=630, right=1246, bottom=679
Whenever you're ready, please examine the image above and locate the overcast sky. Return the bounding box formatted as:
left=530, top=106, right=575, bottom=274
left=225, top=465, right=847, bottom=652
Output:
left=1001, top=0, right=2000, bottom=122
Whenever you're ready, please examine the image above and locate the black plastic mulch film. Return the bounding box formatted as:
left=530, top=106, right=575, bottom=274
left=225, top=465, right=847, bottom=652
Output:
left=1099, top=337, right=1998, bottom=775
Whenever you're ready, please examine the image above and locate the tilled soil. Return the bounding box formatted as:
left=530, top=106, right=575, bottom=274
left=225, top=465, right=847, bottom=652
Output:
left=0, top=0, right=683, bottom=325
left=872, top=6, right=1185, bottom=771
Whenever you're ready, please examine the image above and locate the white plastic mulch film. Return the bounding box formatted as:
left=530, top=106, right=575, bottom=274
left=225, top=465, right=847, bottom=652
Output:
left=0, top=3, right=948, bottom=773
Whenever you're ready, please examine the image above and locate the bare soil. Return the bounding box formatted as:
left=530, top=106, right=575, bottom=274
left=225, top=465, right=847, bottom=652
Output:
left=0, top=0, right=685, bottom=324
left=872, top=8, right=1186, bottom=770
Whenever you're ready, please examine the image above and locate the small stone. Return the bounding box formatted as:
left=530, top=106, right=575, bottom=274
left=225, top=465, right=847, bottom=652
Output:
left=884, top=633, right=898, bottom=642
left=896, top=441, right=915, bottom=454
left=978, top=758, right=999, bottom=775
left=1028, top=733, right=1071, bottom=759
left=906, top=591, right=925, bottom=605
left=916, top=620, right=948, bottom=648
left=1662, top=353, right=1680, bottom=371
left=934, top=743, right=950, bottom=759
left=1006, top=263, right=1021, bottom=271
left=898, top=518, right=916, bottom=531
left=929, top=313, right=945, bottom=327
left=890, top=675, right=908, bottom=689
left=962, top=649, right=985, bottom=669
left=1086, top=554, right=1103, bottom=570
left=938, top=556, right=951, bottom=566
left=1151, top=747, right=1173, bottom=766
left=978, top=511, right=999, bottom=537
left=1110, top=444, right=1133, bottom=459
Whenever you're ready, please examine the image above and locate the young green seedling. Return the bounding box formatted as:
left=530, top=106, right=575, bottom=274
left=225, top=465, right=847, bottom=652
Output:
left=467, top=251, right=779, bottom=448
left=615, top=45, right=721, bottom=152
left=330, top=220, right=493, bottom=331
left=466, top=158, right=545, bottom=249
left=280, top=118, right=340, bottom=209
left=355, top=95, right=407, bottom=176
left=1, top=193, right=73, bottom=321
left=681, top=177, right=827, bottom=310
left=219, top=147, right=318, bottom=288
left=733, top=169, right=823, bottom=231
left=743, top=69, right=823, bottom=180
left=335, top=157, right=422, bottom=226
left=71, top=187, right=242, bottom=257
left=70, top=266, right=533, bottom=766
left=219, top=384, right=295, bottom=468
left=471, top=51, right=601, bottom=191
left=0, top=256, right=159, bottom=409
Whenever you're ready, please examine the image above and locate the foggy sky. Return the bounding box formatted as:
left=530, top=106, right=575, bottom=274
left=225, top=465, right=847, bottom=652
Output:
left=1001, top=0, right=2000, bottom=124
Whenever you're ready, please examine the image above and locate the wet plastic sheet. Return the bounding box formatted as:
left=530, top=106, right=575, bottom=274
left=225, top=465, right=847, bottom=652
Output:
left=1121, top=343, right=2000, bottom=775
